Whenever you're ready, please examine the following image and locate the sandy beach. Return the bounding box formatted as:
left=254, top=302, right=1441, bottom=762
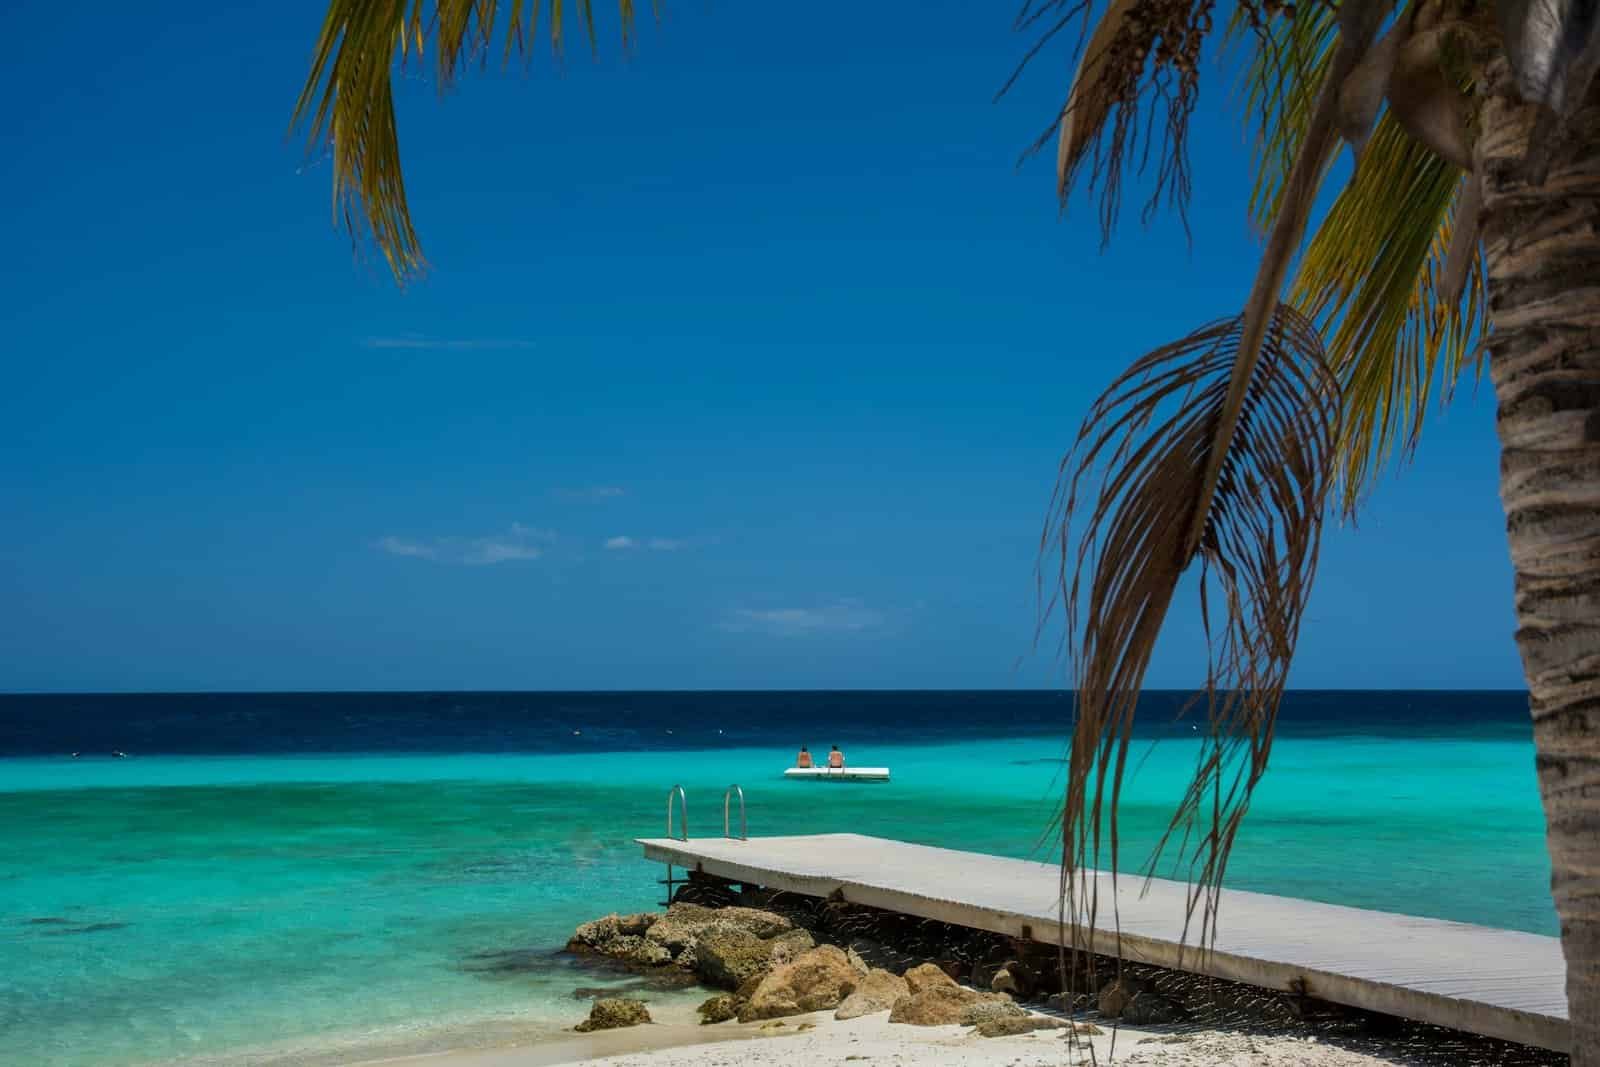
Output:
left=369, top=1010, right=1421, bottom=1067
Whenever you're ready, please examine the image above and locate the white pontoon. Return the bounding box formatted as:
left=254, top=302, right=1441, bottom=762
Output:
left=783, top=766, right=890, bottom=782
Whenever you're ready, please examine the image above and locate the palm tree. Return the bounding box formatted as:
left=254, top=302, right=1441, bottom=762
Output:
left=1030, top=0, right=1598, bottom=1056
left=291, top=0, right=1600, bottom=1055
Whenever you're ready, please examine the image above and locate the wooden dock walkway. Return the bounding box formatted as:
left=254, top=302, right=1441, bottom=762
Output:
left=637, top=833, right=1568, bottom=1052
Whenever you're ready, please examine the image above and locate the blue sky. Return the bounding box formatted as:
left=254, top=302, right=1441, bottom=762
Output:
left=1, top=0, right=1518, bottom=691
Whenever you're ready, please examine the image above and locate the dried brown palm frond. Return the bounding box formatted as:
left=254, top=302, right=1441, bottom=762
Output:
left=1039, top=305, right=1339, bottom=961
left=1037, top=0, right=1385, bottom=975
left=1005, top=0, right=1220, bottom=242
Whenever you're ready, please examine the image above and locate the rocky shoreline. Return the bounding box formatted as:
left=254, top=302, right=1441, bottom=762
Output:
left=563, top=877, right=1167, bottom=1036
left=559, top=876, right=1569, bottom=1065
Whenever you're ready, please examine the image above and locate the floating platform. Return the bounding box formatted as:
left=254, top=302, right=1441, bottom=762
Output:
left=637, top=832, right=1567, bottom=1052
left=783, top=766, right=890, bottom=782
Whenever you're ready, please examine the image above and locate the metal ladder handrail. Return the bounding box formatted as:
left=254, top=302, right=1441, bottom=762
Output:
left=666, top=784, right=688, bottom=842
left=722, top=784, right=746, bottom=841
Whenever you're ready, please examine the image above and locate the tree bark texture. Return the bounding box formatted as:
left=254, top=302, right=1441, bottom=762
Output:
left=1477, top=54, right=1600, bottom=1063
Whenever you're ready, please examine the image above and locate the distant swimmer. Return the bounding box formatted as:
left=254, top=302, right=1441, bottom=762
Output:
left=112, top=751, right=127, bottom=759
left=573, top=730, right=581, bottom=736
left=70, top=752, right=80, bottom=759
left=827, top=745, right=844, bottom=769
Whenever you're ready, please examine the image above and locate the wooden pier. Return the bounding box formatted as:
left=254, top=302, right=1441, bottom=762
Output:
left=638, top=833, right=1568, bottom=1052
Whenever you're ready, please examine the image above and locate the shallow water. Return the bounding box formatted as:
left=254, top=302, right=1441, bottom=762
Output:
left=0, top=693, right=1553, bottom=1066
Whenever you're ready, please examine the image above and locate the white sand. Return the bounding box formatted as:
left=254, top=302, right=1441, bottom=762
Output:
left=380, top=1010, right=1413, bottom=1067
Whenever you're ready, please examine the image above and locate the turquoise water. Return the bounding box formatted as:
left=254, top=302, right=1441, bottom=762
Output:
left=0, top=734, right=1553, bottom=1066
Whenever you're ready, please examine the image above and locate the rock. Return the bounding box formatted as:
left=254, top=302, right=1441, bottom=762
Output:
left=1122, top=991, right=1186, bottom=1025
left=615, top=913, right=657, bottom=937
left=902, top=962, right=958, bottom=995
left=696, top=994, right=739, bottom=1024
left=887, top=983, right=1012, bottom=1026
left=844, top=938, right=901, bottom=974
left=992, top=966, right=1017, bottom=1004
left=727, top=907, right=800, bottom=939
left=673, top=874, right=738, bottom=907
left=973, top=1014, right=1069, bottom=1038
left=1071, top=1022, right=1104, bottom=1035
left=696, top=927, right=817, bottom=991
left=566, top=901, right=802, bottom=975
left=958, top=998, right=1026, bottom=1027
left=573, top=998, right=651, bottom=1032
left=641, top=904, right=715, bottom=957
left=740, top=945, right=859, bottom=1021
left=644, top=903, right=794, bottom=959
left=990, top=962, right=1028, bottom=997
left=609, top=935, right=672, bottom=967
left=568, top=913, right=658, bottom=951
left=834, top=968, right=911, bottom=1020
left=567, top=912, right=676, bottom=972
left=768, top=928, right=816, bottom=967
left=888, top=985, right=967, bottom=1026
left=696, top=929, right=772, bottom=990
left=736, top=886, right=780, bottom=908
left=1097, top=977, right=1185, bottom=1024
left=569, top=915, right=617, bottom=949
left=1097, top=976, right=1142, bottom=1019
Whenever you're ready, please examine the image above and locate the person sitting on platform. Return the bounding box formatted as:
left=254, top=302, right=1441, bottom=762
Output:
left=796, top=746, right=813, bottom=768
left=828, top=745, right=844, bottom=769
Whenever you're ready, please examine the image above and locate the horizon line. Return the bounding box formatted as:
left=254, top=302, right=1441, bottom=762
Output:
left=0, top=686, right=1533, bottom=697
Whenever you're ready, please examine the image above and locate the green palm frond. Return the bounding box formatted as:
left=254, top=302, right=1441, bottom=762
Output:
left=292, top=0, right=640, bottom=282
left=1232, top=1, right=1339, bottom=231
left=1228, top=0, right=1485, bottom=511
left=1292, top=110, right=1485, bottom=512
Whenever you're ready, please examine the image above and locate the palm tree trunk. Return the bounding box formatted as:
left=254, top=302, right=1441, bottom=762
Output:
left=1476, top=57, right=1600, bottom=1062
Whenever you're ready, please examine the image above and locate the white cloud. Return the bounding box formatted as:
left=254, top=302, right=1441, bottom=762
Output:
left=721, top=600, right=885, bottom=636
left=375, top=536, right=437, bottom=560
left=462, top=539, right=542, bottom=565
left=605, top=535, right=692, bottom=552
left=375, top=524, right=554, bottom=566
left=362, top=335, right=536, bottom=351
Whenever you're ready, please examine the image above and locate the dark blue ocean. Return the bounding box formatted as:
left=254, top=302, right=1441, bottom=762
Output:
left=0, top=688, right=1535, bottom=755
left=0, top=690, right=1549, bottom=1066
